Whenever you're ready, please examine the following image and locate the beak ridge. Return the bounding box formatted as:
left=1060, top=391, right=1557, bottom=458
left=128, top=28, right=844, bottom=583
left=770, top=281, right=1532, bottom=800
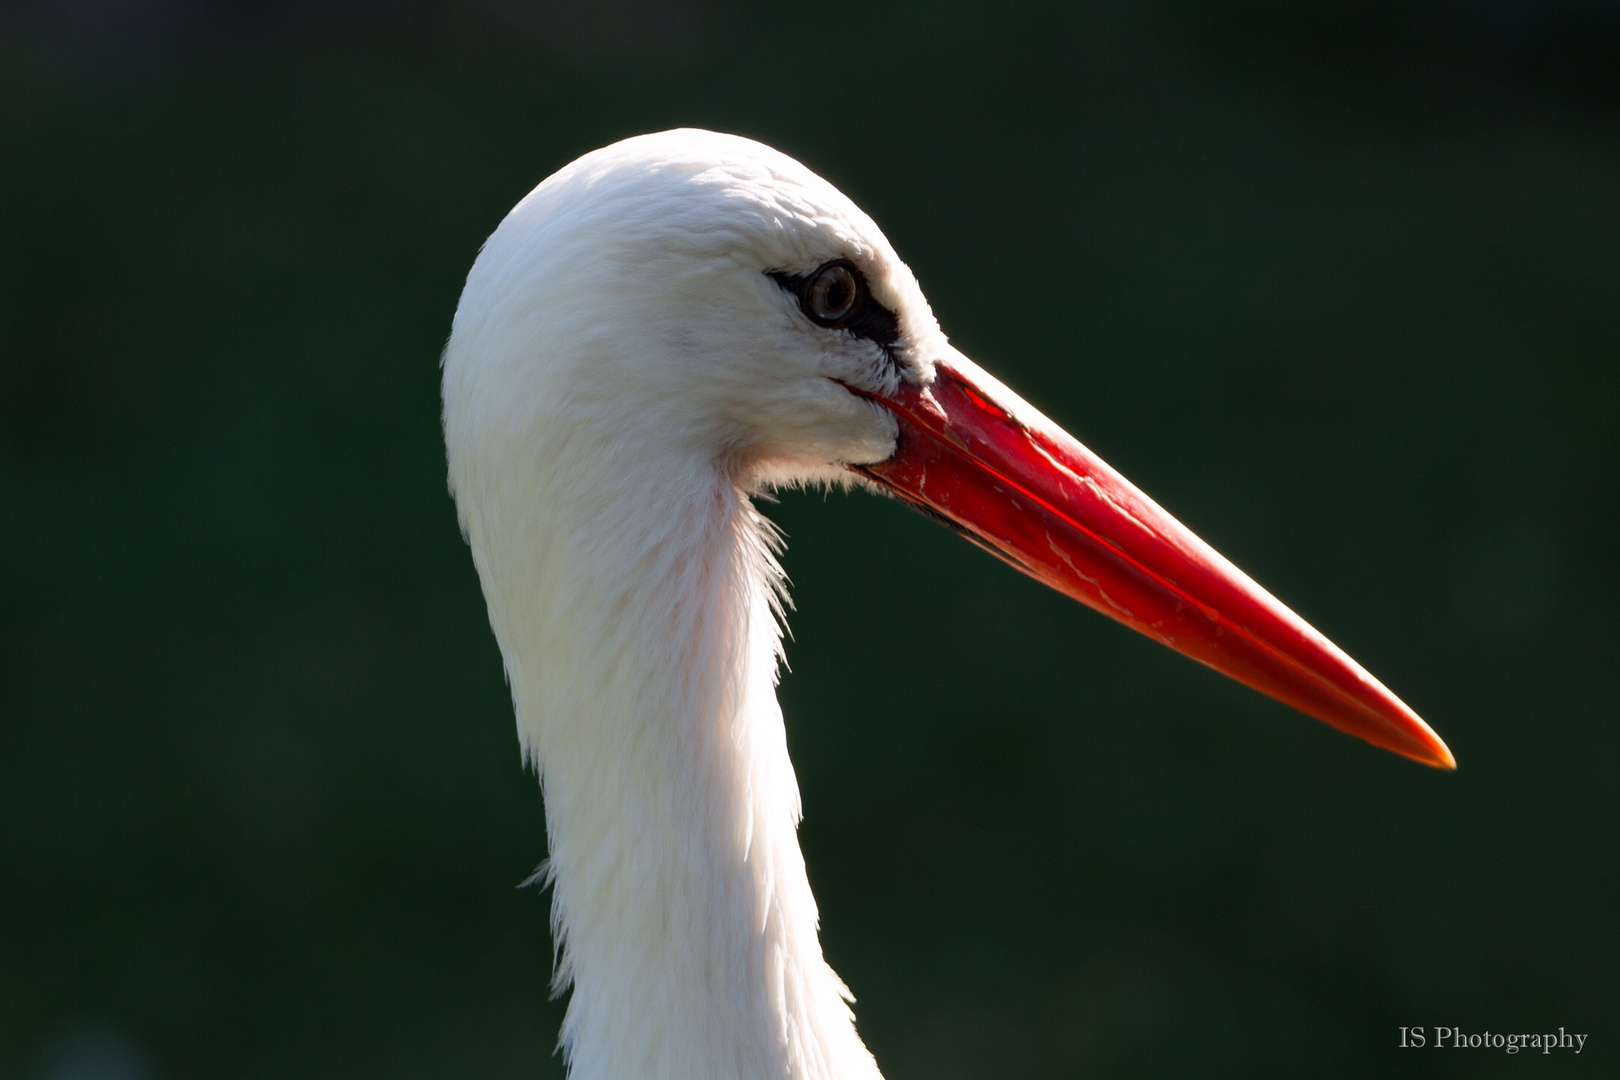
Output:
left=851, top=352, right=1455, bottom=771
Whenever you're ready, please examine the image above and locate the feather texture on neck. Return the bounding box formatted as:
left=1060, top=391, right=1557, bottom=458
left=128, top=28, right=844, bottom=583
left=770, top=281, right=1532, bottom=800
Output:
left=454, top=437, right=882, bottom=1080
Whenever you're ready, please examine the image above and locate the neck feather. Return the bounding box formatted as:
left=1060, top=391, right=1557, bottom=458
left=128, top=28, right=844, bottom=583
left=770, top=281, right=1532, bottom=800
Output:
left=473, top=451, right=882, bottom=1080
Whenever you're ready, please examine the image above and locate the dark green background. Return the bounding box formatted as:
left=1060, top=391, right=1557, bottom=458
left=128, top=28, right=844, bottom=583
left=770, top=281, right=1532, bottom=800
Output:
left=3, top=2, right=1616, bottom=1077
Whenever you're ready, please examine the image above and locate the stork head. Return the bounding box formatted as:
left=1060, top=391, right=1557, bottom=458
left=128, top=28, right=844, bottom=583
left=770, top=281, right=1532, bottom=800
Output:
left=445, top=128, right=948, bottom=490
left=444, top=128, right=1454, bottom=770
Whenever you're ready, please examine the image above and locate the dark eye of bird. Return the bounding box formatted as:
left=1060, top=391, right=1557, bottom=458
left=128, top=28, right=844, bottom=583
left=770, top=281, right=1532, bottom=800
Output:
left=766, top=259, right=900, bottom=363
left=802, top=261, right=862, bottom=327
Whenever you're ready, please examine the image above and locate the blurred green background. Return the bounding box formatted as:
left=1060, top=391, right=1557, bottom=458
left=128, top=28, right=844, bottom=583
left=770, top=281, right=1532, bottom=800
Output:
left=2, top=1, right=1616, bottom=1077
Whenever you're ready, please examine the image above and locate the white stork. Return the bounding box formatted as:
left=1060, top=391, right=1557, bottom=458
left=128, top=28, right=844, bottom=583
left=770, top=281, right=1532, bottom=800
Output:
left=441, top=129, right=1452, bottom=1080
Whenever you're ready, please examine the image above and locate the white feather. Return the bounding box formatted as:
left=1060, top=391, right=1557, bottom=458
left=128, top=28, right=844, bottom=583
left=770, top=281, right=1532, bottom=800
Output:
left=443, top=130, right=950, bottom=1079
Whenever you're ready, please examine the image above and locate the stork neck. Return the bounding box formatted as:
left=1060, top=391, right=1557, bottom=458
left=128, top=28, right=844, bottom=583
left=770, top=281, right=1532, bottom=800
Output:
left=496, top=458, right=882, bottom=1080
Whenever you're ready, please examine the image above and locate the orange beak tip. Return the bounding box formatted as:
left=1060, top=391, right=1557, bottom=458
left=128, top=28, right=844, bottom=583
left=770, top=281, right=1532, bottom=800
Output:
left=1426, top=736, right=1459, bottom=772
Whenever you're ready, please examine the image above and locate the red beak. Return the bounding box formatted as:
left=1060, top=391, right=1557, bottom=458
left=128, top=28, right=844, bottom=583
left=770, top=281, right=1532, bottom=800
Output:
left=851, top=352, right=1455, bottom=770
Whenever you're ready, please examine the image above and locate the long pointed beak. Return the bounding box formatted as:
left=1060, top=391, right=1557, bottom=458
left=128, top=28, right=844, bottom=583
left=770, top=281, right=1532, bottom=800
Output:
left=850, top=352, right=1455, bottom=770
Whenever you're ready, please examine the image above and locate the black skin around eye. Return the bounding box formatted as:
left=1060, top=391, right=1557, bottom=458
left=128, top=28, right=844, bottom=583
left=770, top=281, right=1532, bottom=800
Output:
left=767, top=260, right=901, bottom=354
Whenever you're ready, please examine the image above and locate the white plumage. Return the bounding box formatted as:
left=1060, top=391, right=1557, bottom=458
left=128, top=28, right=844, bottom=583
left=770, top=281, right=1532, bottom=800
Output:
left=442, top=127, right=1453, bottom=1080
left=444, top=129, right=926, bottom=1080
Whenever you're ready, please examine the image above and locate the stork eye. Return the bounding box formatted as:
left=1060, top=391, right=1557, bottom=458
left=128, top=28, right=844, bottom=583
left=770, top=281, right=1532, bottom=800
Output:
left=801, top=261, right=863, bottom=327
left=766, top=260, right=899, bottom=358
